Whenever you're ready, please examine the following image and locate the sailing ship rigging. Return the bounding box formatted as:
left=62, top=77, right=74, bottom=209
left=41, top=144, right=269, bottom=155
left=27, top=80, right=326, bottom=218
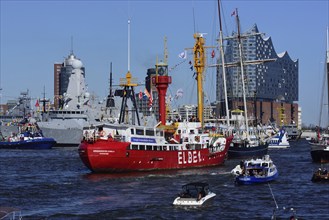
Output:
left=216, top=3, right=270, bottom=159
left=309, top=27, right=329, bottom=163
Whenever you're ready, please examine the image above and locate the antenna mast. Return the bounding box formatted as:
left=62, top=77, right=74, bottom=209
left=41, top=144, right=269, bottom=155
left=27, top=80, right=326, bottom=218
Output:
left=70, top=36, right=74, bottom=55
left=164, top=36, right=168, bottom=64
left=128, top=19, right=131, bottom=72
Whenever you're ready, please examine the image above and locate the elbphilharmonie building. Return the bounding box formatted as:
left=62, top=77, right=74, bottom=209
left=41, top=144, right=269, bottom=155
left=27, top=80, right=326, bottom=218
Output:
left=216, top=24, right=299, bottom=125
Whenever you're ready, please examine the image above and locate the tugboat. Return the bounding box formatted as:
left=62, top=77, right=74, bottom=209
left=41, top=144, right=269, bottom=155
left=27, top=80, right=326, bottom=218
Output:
left=173, top=182, right=216, bottom=206
left=0, top=123, right=56, bottom=150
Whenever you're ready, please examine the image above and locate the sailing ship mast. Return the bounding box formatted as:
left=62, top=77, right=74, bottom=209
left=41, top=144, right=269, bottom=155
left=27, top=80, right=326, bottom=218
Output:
left=235, top=8, right=250, bottom=140
left=318, top=27, right=329, bottom=128
left=327, top=27, right=329, bottom=126
left=217, top=0, right=230, bottom=126
left=193, top=33, right=206, bottom=126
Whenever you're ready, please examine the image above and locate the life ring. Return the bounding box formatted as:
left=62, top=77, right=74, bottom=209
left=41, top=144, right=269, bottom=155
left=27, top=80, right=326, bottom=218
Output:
left=195, top=136, right=200, bottom=142
left=99, top=130, right=106, bottom=137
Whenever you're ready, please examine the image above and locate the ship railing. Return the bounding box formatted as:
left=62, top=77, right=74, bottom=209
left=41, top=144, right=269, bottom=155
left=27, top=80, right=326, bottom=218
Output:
left=0, top=209, right=22, bottom=220
left=114, top=135, right=125, bottom=142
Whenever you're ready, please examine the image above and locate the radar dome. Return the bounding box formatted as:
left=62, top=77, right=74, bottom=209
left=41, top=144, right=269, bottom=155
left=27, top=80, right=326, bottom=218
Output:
left=72, top=59, right=83, bottom=69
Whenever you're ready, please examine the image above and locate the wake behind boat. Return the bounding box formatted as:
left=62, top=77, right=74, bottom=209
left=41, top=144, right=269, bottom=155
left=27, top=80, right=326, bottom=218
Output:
left=232, top=155, right=278, bottom=185
left=173, top=182, right=216, bottom=206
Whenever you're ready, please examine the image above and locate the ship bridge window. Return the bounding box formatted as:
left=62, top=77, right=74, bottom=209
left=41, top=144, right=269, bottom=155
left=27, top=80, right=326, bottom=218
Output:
left=132, top=145, right=138, bottom=150
left=130, top=129, right=135, bottom=134
left=146, top=130, right=154, bottom=136
left=146, top=145, right=152, bottom=151
left=139, top=145, right=145, bottom=150
left=136, top=129, right=144, bottom=135
left=156, top=130, right=163, bottom=136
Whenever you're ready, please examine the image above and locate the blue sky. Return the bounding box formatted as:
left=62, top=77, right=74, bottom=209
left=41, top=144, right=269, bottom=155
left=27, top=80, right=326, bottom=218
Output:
left=0, top=0, right=328, bottom=126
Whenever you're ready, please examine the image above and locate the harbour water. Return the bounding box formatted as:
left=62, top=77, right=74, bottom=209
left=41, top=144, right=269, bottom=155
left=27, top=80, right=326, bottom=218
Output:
left=1, top=140, right=328, bottom=219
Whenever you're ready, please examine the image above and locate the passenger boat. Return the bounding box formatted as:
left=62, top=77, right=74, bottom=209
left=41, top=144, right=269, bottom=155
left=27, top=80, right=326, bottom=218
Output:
left=268, top=129, right=290, bottom=149
left=0, top=124, right=56, bottom=150
left=173, top=182, right=216, bottom=206
left=232, top=155, right=278, bottom=184
left=311, top=167, right=329, bottom=182
left=78, top=27, right=233, bottom=173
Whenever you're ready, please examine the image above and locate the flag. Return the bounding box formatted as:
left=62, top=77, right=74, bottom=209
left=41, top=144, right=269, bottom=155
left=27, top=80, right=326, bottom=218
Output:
left=144, top=88, right=150, bottom=98
left=138, top=90, right=143, bottom=100
left=211, top=50, right=215, bottom=58
left=175, top=88, right=184, bottom=99
left=148, top=89, right=153, bottom=107
left=231, top=9, right=236, bottom=16
left=35, top=99, right=39, bottom=107
left=178, top=50, right=187, bottom=59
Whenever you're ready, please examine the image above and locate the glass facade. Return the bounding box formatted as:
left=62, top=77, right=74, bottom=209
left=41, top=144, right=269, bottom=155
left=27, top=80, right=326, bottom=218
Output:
left=216, top=24, right=298, bottom=104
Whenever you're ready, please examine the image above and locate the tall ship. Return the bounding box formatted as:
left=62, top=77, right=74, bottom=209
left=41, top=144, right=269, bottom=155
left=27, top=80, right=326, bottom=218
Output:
left=217, top=5, right=268, bottom=159
left=309, top=28, right=329, bottom=163
left=36, top=53, right=118, bottom=146
left=78, top=20, right=233, bottom=172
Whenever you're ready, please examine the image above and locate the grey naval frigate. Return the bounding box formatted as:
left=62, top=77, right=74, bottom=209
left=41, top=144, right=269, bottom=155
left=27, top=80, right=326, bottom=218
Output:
left=36, top=53, right=118, bottom=147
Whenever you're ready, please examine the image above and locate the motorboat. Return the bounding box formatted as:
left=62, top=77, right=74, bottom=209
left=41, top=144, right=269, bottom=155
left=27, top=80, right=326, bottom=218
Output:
left=311, top=167, right=329, bottom=182
left=173, top=182, right=216, bottom=206
left=232, top=155, right=278, bottom=185
left=268, top=129, right=290, bottom=149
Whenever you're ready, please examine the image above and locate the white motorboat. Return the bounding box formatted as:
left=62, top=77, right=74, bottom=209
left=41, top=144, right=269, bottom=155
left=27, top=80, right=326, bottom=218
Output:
left=173, top=182, right=216, bottom=206
left=268, top=129, right=290, bottom=149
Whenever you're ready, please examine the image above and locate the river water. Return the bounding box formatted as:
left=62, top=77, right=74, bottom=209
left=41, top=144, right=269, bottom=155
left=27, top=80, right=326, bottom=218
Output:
left=1, top=139, right=328, bottom=219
